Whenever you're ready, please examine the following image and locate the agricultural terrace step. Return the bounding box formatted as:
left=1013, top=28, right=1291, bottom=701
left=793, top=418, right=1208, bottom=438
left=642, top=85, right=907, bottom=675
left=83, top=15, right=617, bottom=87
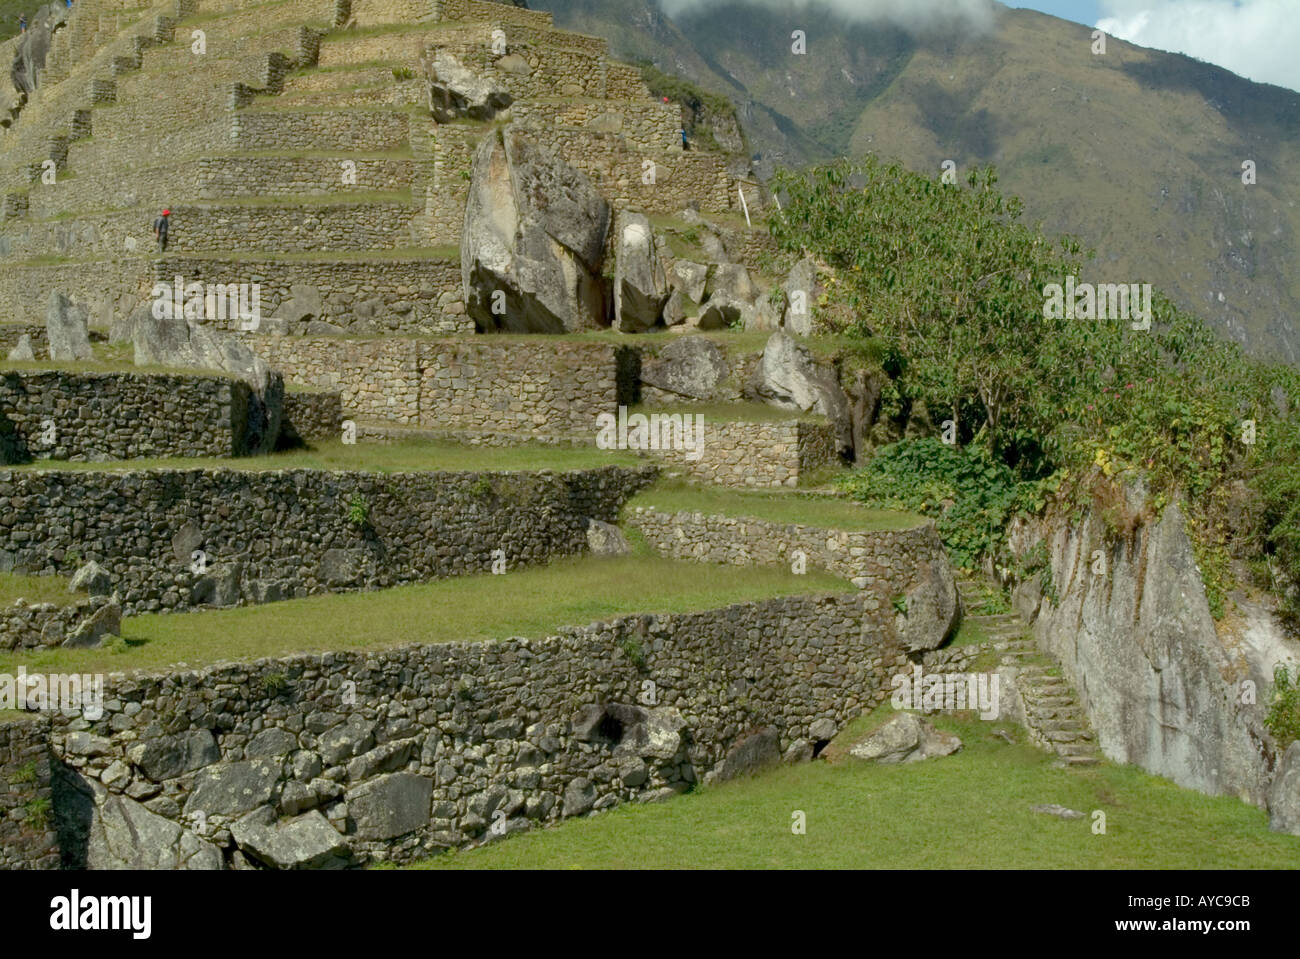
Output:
left=348, top=0, right=438, bottom=27
left=355, top=422, right=597, bottom=449
left=0, top=257, right=153, bottom=328
left=178, top=0, right=334, bottom=36
left=272, top=76, right=425, bottom=109
left=21, top=161, right=198, bottom=221
left=197, top=156, right=417, bottom=198
left=230, top=109, right=413, bottom=152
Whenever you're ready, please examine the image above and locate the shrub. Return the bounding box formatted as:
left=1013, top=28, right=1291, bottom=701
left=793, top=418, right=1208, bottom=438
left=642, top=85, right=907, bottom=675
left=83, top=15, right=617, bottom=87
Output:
left=1265, top=665, right=1300, bottom=750
left=347, top=493, right=370, bottom=527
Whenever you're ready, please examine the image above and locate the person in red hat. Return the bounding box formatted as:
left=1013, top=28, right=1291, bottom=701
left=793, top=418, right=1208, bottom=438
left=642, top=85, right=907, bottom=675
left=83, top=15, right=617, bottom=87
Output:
left=153, top=209, right=170, bottom=253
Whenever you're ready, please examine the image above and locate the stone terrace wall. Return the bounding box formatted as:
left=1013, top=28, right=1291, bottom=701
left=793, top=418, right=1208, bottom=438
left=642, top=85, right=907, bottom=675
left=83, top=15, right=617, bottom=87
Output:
left=0, top=717, right=59, bottom=870
left=248, top=336, right=636, bottom=437
left=1, top=595, right=123, bottom=652
left=0, top=464, right=657, bottom=614
left=0, top=259, right=148, bottom=329
left=161, top=257, right=467, bottom=336
left=280, top=390, right=343, bottom=445
left=0, top=369, right=255, bottom=462
left=630, top=507, right=948, bottom=594
left=230, top=109, right=411, bottom=152
left=647, top=419, right=837, bottom=489
left=197, top=157, right=416, bottom=199
left=43, top=590, right=905, bottom=868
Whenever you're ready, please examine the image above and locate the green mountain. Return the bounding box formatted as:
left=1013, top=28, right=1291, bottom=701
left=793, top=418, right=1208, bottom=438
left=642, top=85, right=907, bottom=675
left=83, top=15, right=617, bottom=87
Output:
left=534, top=0, right=1300, bottom=363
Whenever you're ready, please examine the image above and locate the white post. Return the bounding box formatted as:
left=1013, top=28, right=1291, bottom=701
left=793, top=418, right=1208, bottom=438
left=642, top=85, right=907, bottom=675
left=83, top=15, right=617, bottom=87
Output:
left=738, top=182, right=751, bottom=229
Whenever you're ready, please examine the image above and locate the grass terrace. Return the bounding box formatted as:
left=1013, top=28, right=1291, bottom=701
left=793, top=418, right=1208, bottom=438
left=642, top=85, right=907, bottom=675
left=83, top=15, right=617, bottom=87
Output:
left=0, top=572, right=82, bottom=608
left=402, top=706, right=1300, bottom=870
left=626, top=477, right=927, bottom=531
left=0, top=551, right=850, bottom=675
left=1, top=438, right=645, bottom=473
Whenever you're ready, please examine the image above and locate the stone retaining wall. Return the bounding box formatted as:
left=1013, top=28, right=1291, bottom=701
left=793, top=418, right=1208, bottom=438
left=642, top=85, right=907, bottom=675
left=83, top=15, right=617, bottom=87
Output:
left=0, top=369, right=254, bottom=462
left=230, top=109, right=411, bottom=152
left=630, top=506, right=948, bottom=596
left=280, top=389, right=343, bottom=445
left=0, top=464, right=657, bottom=615
left=248, top=335, right=636, bottom=436
left=645, top=419, right=836, bottom=488
left=39, top=589, right=909, bottom=868
left=197, top=156, right=416, bottom=198
left=0, top=718, right=59, bottom=870
left=1, top=595, right=122, bottom=652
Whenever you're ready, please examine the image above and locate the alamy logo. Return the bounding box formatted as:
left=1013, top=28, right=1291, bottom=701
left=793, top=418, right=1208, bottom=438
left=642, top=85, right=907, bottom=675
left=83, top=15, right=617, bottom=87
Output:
left=1042, top=275, right=1152, bottom=329
left=151, top=275, right=261, bottom=330
left=50, top=890, right=151, bottom=940
left=891, top=665, right=1000, bottom=720
left=0, top=668, right=103, bottom=720
left=595, top=405, right=706, bottom=462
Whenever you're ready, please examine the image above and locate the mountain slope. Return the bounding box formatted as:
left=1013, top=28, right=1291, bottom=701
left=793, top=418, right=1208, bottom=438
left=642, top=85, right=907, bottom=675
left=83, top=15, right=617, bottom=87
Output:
left=535, top=0, right=1300, bottom=362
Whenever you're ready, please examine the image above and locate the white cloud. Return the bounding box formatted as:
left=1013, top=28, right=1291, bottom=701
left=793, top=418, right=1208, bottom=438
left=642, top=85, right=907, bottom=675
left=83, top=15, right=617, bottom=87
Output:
left=1096, top=0, right=1300, bottom=92
left=657, top=0, right=999, bottom=33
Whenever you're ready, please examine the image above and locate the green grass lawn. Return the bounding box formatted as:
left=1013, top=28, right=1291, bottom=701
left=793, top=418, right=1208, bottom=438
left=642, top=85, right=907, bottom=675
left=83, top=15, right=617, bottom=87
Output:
left=2, top=438, right=644, bottom=474
left=629, top=399, right=826, bottom=424
left=0, top=572, right=81, bottom=608
left=0, top=552, right=849, bottom=675
left=407, top=708, right=1300, bottom=869
left=627, top=476, right=926, bottom=531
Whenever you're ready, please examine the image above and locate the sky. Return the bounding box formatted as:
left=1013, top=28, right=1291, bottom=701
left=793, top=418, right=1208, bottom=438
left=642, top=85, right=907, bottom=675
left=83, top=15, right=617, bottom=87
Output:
left=1008, top=0, right=1300, bottom=92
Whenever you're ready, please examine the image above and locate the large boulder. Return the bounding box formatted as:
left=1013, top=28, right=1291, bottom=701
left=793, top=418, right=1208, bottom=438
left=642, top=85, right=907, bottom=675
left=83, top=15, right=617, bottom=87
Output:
left=706, top=263, right=757, bottom=302
left=425, top=51, right=513, bottom=122
left=893, top=557, right=960, bottom=653
left=613, top=211, right=670, bottom=332
left=848, top=713, right=962, bottom=764
left=748, top=329, right=853, bottom=453
left=232, top=808, right=351, bottom=869
left=1268, top=742, right=1300, bottom=836
left=131, top=302, right=284, bottom=454
left=585, top=518, right=632, bottom=557
left=462, top=126, right=610, bottom=333
left=128, top=730, right=220, bottom=782
left=782, top=256, right=823, bottom=336
left=668, top=260, right=708, bottom=304
left=640, top=336, right=729, bottom=400
left=46, top=291, right=93, bottom=361
left=183, top=759, right=283, bottom=818
left=6, top=335, right=35, bottom=362
left=82, top=779, right=223, bottom=870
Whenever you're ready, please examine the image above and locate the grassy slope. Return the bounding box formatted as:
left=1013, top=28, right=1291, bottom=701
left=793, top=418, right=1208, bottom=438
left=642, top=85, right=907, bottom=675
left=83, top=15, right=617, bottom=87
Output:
left=536, top=0, right=1300, bottom=363
left=0, top=571, right=81, bottom=606
left=0, top=438, right=644, bottom=473
left=409, top=708, right=1300, bottom=869
left=0, top=551, right=849, bottom=674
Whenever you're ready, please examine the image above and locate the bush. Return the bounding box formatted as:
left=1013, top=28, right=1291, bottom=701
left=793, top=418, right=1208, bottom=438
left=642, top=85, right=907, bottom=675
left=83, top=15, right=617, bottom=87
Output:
left=1265, top=665, right=1300, bottom=750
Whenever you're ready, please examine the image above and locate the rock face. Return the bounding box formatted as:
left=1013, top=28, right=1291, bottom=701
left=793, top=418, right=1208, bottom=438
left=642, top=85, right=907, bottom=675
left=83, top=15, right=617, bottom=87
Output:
left=1267, top=742, right=1300, bottom=836
left=748, top=329, right=853, bottom=454
left=81, top=779, right=222, bottom=870
left=613, top=211, right=670, bottom=332
left=893, top=557, right=960, bottom=652
left=131, top=303, right=284, bottom=454
left=46, top=292, right=93, bottom=361
left=640, top=336, right=729, bottom=400
left=1011, top=494, right=1277, bottom=806
left=669, top=260, right=708, bottom=303
left=69, top=560, right=111, bottom=596
left=462, top=126, right=610, bottom=333
left=426, top=51, right=513, bottom=122
left=848, top=712, right=962, bottom=764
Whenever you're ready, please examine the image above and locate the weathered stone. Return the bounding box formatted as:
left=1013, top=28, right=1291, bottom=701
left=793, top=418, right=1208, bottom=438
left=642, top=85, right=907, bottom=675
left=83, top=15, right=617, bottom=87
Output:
left=613, top=211, right=669, bottom=332
left=894, top=557, right=959, bottom=653
left=346, top=773, right=432, bottom=840
left=245, top=727, right=299, bottom=759
left=129, top=730, right=220, bottom=781
left=190, top=562, right=243, bottom=608
left=183, top=758, right=282, bottom=818
left=274, top=283, right=323, bottom=325
left=585, top=518, right=632, bottom=557
left=848, top=713, right=962, bottom=764
left=318, top=716, right=376, bottom=765
left=710, top=727, right=780, bottom=781
left=782, top=256, right=823, bottom=336
left=462, top=126, right=610, bottom=333
left=640, top=336, right=729, bottom=401
left=426, top=51, right=513, bottom=122
left=232, top=809, right=351, bottom=869
left=1031, top=803, right=1084, bottom=820
left=62, top=600, right=121, bottom=649
left=69, top=560, right=111, bottom=596
left=668, top=260, right=708, bottom=303
left=562, top=776, right=595, bottom=817
left=320, top=548, right=366, bottom=586
left=84, top=780, right=222, bottom=870
left=6, top=334, right=34, bottom=362
left=46, top=292, right=93, bottom=362
left=748, top=329, right=853, bottom=454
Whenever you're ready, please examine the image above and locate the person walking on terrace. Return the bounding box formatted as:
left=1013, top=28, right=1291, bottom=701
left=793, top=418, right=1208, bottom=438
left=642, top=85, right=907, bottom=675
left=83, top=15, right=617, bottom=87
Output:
left=153, top=208, right=170, bottom=253
left=19, top=14, right=27, bottom=32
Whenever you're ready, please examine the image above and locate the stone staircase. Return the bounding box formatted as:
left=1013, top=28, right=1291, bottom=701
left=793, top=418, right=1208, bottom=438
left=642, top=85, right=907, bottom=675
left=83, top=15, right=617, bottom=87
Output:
left=956, top=577, right=1101, bottom=767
